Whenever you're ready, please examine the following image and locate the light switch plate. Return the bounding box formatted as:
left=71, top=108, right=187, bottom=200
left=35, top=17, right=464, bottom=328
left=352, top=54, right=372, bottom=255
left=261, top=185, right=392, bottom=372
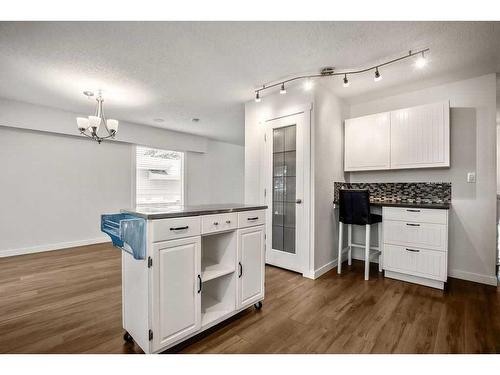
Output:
left=467, top=172, right=476, bottom=183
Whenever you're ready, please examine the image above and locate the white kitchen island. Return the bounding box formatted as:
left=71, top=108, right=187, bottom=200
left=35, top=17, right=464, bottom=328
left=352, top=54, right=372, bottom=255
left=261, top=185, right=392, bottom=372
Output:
left=109, top=204, right=267, bottom=354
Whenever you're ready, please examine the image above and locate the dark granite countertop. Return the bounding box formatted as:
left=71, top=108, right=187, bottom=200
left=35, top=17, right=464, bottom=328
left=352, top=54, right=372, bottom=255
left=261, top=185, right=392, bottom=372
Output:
left=122, top=204, right=268, bottom=219
left=333, top=200, right=450, bottom=210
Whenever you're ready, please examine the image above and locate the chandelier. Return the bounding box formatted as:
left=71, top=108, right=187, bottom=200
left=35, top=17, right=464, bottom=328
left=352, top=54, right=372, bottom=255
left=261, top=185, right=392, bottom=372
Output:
left=76, top=90, right=119, bottom=144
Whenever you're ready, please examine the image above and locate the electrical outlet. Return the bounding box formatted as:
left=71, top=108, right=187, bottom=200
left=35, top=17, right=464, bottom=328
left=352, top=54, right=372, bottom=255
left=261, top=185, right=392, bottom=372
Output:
left=467, top=172, right=476, bottom=183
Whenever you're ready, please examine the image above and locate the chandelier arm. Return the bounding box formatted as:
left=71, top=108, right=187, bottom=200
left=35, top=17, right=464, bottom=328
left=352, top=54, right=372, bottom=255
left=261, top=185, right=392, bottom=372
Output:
left=255, top=47, right=430, bottom=94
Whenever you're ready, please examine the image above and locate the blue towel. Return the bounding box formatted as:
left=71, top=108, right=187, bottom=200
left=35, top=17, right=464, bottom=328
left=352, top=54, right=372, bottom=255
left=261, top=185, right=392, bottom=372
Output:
left=101, top=214, right=146, bottom=260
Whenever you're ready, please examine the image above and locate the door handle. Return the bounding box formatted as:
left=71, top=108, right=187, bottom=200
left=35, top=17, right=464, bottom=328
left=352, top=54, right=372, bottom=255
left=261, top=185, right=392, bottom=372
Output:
left=296, top=199, right=302, bottom=204
left=238, top=262, right=243, bottom=278
left=197, top=275, right=202, bottom=293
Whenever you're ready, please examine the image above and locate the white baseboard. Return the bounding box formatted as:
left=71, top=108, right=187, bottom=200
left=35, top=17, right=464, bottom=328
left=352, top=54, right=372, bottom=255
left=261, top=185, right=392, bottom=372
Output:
left=449, top=268, right=498, bottom=286
left=311, top=259, right=337, bottom=279
left=0, top=237, right=110, bottom=258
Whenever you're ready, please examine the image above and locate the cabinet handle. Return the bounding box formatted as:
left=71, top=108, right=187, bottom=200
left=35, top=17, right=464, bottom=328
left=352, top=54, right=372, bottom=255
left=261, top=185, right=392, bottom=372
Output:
left=405, top=248, right=420, bottom=253
left=238, top=262, right=243, bottom=278
left=247, top=217, right=259, bottom=221
left=226, top=220, right=231, bottom=224
left=213, top=222, right=219, bottom=226
left=406, top=209, right=421, bottom=212
left=170, top=226, right=189, bottom=231
left=406, top=223, right=420, bottom=227
left=197, top=275, right=202, bottom=293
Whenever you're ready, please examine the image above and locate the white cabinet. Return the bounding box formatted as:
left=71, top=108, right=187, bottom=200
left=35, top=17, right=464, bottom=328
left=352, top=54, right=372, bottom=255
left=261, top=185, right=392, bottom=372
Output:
left=390, top=101, right=450, bottom=169
left=237, top=225, right=265, bottom=308
left=344, top=112, right=391, bottom=171
left=151, top=236, right=201, bottom=351
left=344, top=101, right=450, bottom=172
left=382, top=207, right=449, bottom=289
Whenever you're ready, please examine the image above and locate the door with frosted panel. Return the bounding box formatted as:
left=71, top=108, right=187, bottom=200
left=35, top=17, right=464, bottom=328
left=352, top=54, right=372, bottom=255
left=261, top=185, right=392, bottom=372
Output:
left=265, top=111, right=309, bottom=274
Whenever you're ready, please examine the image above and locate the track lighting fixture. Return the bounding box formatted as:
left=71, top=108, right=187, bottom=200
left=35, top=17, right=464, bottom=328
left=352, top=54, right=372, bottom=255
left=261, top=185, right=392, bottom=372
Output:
left=343, top=74, right=350, bottom=88
left=415, top=51, right=427, bottom=68
left=253, top=48, right=429, bottom=102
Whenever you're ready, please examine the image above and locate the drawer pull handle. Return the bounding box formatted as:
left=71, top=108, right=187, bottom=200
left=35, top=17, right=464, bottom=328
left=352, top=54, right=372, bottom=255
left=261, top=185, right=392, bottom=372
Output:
left=238, top=262, right=243, bottom=278
left=170, top=226, right=189, bottom=231
left=213, top=222, right=219, bottom=226
left=226, top=220, right=231, bottom=224
left=406, top=223, right=420, bottom=227
left=406, top=209, right=421, bottom=212
left=405, top=248, right=420, bottom=253
left=197, top=275, right=202, bottom=293
left=247, top=217, right=259, bottom=221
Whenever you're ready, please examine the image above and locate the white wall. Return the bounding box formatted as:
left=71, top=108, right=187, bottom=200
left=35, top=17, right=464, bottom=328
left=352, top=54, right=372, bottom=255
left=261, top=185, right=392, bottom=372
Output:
left=347, top=74, right=498, bottom=285
left=0, top=100, right=245, bottom=257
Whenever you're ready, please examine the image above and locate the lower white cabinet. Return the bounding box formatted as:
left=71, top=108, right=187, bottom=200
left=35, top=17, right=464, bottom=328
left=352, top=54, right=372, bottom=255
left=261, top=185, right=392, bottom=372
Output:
left=122, top=209, right=266, bottom=354
left=237, top=225, right=265, bottom=308
left=382, top=207, right=449, bottom=289
left=151, top=236, right=201, bottom=352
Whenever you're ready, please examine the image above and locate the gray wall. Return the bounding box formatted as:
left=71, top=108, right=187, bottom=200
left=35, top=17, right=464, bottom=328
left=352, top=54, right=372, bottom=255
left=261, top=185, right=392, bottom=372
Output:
left=347, top=74, right=497, bottom=285
left=0, top=101, right=244, bottom=257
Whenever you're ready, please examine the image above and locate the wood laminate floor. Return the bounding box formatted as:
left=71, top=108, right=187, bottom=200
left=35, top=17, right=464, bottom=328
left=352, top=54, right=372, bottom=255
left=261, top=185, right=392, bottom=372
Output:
left=0, top=243, right=498, bottom=354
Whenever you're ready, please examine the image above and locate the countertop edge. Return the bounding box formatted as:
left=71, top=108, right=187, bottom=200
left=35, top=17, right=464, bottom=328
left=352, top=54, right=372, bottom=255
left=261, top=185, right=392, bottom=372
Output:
left=121, top=205, right=268, bottom=220
left=332, top=201, right=451, bottom=210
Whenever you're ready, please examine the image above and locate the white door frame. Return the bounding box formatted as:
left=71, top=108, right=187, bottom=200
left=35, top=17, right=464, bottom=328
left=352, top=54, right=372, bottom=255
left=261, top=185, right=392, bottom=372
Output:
left=262, top=106, right=312, bottom=276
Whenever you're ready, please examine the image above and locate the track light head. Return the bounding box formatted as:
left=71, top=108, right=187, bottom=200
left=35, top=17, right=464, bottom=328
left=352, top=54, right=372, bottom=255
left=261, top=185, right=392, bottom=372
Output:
left=280, top=83, right=286, bottom=94
left=374, top=68, right=382, bottom=82
left=415, top=51, right=427, bottom=68
left=343, top=74, right=350, bottom=88
left=255, top=91, right=261, bottom=103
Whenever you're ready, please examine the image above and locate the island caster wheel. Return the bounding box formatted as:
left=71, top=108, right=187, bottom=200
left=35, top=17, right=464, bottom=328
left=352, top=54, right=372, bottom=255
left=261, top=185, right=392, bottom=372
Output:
left=123, top=331, right=133, bottom=343
left=254, top=301, right=263, bottom=310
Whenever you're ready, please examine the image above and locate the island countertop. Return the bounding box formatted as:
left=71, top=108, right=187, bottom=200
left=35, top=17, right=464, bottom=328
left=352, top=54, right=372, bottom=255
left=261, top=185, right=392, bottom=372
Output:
left=122, top=203, right=268, bottom=220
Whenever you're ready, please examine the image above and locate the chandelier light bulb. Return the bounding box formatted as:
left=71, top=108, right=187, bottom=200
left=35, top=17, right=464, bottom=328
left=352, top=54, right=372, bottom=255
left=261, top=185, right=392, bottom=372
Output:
left=107, top=119, right=119, bottom=133
left=304, top=79, right=313, bottom=91
left=374, top=68, right=382, bottom=82
left=76, top=117, right=90, bottom=131
left=415, top=52, right=427, bottom=68
left=343, top=74, right=350, bottom=88
left=280, top=83, right=286, bottom=94
left=255, top=91, right=261, bottom=102
left=88, top=115, right=101, bottom=131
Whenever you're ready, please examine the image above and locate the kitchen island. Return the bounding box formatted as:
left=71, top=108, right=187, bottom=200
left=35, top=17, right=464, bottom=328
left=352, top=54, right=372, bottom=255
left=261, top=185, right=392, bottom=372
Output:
left=102, top=204, right=267, bottom=354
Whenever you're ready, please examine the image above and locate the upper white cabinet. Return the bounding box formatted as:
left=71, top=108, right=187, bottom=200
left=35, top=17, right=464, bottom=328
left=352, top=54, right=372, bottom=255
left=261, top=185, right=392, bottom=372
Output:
left=390, top=102, right=450, bottom=169
left=344, top=101, right=450, bottom=172
left=344, top=112, right=391, bottom=171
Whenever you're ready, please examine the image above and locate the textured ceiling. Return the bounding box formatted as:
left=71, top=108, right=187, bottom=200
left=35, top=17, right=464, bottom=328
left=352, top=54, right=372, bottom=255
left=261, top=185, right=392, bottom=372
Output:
left=0, top=21, right=499, bottom=145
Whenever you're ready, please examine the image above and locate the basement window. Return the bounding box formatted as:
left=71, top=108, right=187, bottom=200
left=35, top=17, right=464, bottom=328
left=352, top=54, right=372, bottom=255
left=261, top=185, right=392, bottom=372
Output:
left=135, top=146, right=184, bottom=207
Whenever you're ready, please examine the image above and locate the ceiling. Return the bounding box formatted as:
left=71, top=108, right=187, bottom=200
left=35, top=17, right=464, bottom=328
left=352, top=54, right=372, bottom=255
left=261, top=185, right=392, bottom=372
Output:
left=0, top=22, right=499, bottom=145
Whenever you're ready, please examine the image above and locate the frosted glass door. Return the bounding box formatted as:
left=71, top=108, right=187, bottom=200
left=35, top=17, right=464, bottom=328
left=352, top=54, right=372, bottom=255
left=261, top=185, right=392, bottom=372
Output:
left=272, top=125, right=296, bottom=254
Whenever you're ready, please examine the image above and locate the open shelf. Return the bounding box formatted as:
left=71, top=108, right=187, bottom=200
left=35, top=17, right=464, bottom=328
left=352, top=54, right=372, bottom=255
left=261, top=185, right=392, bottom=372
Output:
left=201, top=273, right=235, bottom=328
left=202, top=258, right=235, bottom=282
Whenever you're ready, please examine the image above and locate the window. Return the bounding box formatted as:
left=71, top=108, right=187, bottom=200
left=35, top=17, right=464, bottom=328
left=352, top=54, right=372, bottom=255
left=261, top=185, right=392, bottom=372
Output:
left=135, top=146, right=184, bottom=207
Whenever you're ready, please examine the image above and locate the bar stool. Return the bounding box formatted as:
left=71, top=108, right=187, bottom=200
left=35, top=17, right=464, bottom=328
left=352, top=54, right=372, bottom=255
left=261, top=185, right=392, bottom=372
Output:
left=337, top=189, right=383, bottom=280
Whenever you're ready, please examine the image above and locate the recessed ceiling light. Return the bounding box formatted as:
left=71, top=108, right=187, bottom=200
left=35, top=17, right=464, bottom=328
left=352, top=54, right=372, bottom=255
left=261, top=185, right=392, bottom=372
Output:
left=192, top=118, right=200, bottom=123
left=83, top=91, right=94, bottom=97
left=153, top=118, right=165, bottom=123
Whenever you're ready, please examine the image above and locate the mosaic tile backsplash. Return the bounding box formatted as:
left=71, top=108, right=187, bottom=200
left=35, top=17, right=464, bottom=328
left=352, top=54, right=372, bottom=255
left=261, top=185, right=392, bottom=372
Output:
left=334, top=182, right=451, bottom=204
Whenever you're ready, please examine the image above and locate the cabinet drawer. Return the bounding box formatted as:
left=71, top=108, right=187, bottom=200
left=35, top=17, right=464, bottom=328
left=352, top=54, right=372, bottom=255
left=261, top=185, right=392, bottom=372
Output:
left=201, top=213, right=238, bottom=234
left=383, top=244, right=447, bottom=281
left=238, top=210, right=266, bottom=228
left=152, top=216, right=201, bottom=242
left=383, top=220, right=447, bottom=251
left=383, top=207, right=448, bottom=224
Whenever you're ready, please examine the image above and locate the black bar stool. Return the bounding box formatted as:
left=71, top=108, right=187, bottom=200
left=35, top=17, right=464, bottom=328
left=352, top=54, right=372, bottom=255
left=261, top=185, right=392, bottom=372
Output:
left=337, top=189, right=383, bottom=280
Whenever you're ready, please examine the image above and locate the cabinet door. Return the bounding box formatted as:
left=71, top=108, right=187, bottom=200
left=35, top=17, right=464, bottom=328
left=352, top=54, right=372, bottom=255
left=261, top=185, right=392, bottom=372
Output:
left=151, top=236, right=201, bottom=352
left=344, top=112, right=391, bottom=171
left=390, top=101, right=450, bottom=169
left=237, top=225, right=265, bottom=308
